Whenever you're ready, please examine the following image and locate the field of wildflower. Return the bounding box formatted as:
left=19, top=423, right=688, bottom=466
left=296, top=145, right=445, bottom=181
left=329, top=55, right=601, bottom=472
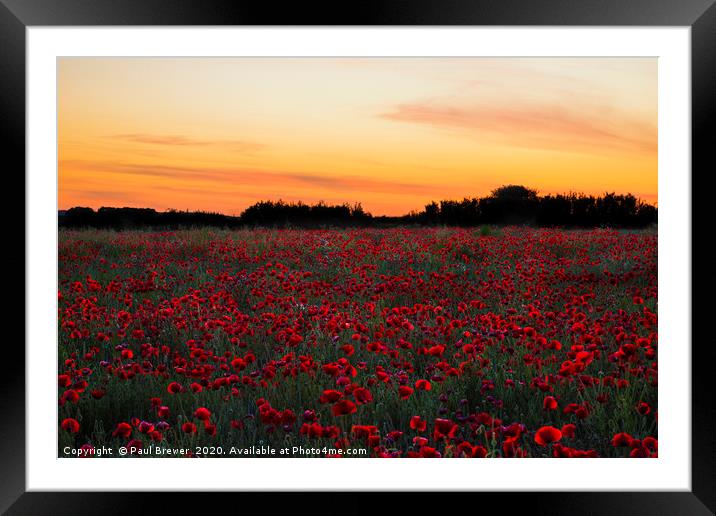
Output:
left=58, top=227, right=657, bottom=458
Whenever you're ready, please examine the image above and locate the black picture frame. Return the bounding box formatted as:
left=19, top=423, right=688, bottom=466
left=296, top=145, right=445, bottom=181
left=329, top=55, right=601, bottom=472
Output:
left=2, top=0, right=714, bottom=514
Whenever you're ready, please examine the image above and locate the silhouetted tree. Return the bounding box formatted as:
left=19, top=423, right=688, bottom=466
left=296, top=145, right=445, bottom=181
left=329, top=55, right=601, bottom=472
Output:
left=59, top=185, right=657, bottom=229
left=480, top=185, right=539, bottom=224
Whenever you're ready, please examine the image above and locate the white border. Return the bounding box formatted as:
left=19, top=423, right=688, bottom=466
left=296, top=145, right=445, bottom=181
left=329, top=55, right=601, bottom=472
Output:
left=27, top=27, right=691, bottom=491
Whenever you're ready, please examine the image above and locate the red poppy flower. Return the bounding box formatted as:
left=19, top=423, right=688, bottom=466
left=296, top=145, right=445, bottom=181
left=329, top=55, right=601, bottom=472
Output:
left=78, top=444, right=95, bottom=457
left=503, top=423, right=525, bottom=440
left=642, top=436, right=658, bottom=451
left=62, top=389, right=80, bottom=403
left=90, top=389, right=105, bottom=400
left=433, top=418, right=458, bottom=440
left=611, top=432, right=633, bottom=447
left=138, top=421, right=154, bottom=434
left=231, top=357, right=246, bottom=371
left=181, top=422, right=197, bottom=434
left=112, top=422, right=132, bottom=439
left=427, top=345, right=445, bottom=357
left=386, top=430, right=403, bottom=441
left=332, top=399, right=357, bottom=416
left=575, top=407, right=590, bottom=419
left=300, top=422, right=323, bottom=438
left=194, top=407, right=211, bottom=421
left=410, top=416, right=427, bottom=432
left=534, top=426, right=562, bottom=446
left=543, top=396, right=558, bottom=411
left=352, top=425, right=379, bottom=438
left=58, top=374, right=71, bottom=388
left=157, top=406, right=170, bottom=418
left=413, top=436, right=429, bottom=447
left=561, top=424, right=576, bottom=438
left=636, top=401, right=651, bottom=416
left=336, top=376, right=350, bottom=387
left=418, top=446, right=441, bottom=458
left=398, top=386, right=414, bottom=399
left=548, top=340, right=562, bottom=350
left=457, top=441, right=488, bottom=458
left=353, top=387, right=373, bottom=404
left=471, top=445, right=488, bottom=458
left=320, top=390, right=343, bottom=403
left=190, top=382, right=203, bottom=393
left=630, top=446, right=650, bottom=457
left=61, top=418, right=80, bottom=433
left=503, top=438, right=528, bottom=457
left=166, top=382, right=182, bottom=394
left=127, top=438, right=143, bottom=452
left=415, top=379, right=432, bottom=391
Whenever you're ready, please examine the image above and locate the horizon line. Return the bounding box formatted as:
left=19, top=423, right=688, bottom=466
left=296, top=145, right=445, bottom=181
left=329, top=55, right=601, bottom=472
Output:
left=58, top=190, right=658, bottom=219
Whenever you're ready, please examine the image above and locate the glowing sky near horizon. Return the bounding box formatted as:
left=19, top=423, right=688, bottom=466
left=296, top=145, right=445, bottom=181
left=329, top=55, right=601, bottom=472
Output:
left=58, top=57, right=657, bottom=216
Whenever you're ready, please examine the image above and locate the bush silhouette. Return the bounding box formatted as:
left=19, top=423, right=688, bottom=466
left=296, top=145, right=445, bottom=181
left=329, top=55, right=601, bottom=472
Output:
left=59, top=186, right=657, bottom=229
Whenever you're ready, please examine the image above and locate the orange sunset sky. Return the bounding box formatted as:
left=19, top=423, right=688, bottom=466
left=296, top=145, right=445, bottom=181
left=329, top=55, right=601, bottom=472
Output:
left=58, top=57, right=657, bottom=216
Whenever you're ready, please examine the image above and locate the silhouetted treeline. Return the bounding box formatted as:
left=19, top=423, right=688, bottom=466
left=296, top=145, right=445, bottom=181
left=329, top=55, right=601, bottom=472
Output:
left=59, top=207, right=243, bottom=229
left=240, top=200, right=371, bottom=227
left=59, top=185, right=657, bottom=229
left=419, top=186, right=657, bottom=228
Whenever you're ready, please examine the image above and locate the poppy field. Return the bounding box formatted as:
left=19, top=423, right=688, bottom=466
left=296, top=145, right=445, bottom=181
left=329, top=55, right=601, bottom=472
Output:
left=58, top=227, right=657, bottom=458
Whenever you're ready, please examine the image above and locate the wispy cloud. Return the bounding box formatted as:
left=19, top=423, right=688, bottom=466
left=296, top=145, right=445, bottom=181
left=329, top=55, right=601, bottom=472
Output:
left=59, top=160, right=442, bottom=197
left=380, top=101, right=656, bottom=155
left=110, top=133, right=265, bottom=153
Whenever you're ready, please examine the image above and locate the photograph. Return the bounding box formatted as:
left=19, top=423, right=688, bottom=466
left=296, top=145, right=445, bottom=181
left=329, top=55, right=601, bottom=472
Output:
left=2, top=0, right=711, bottom=506
left=57, top=56, right=659, bottom=460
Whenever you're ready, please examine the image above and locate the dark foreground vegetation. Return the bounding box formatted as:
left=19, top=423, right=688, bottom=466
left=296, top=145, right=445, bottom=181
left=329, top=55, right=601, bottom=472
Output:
left=59, top=185, right=656, bottom=229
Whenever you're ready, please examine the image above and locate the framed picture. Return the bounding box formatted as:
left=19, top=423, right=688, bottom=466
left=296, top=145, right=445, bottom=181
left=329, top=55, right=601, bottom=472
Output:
left=4, top=0, right=714, bottom=513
